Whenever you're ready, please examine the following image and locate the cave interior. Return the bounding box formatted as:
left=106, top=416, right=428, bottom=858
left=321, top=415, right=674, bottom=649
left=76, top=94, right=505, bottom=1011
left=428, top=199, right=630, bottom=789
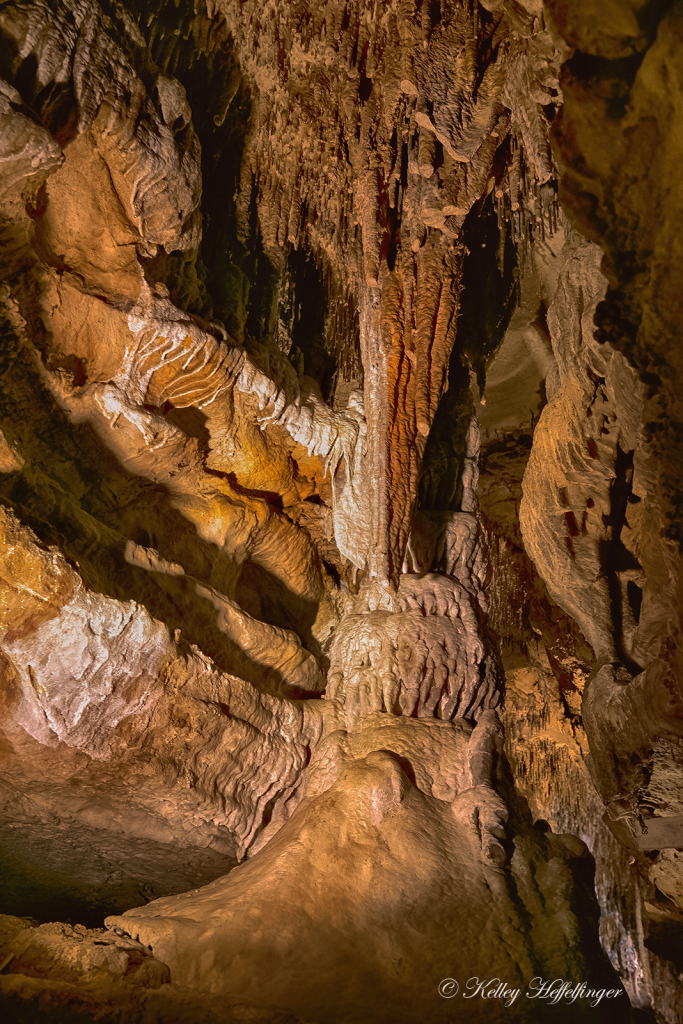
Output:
left=0, top=0, right=682, bottom=1022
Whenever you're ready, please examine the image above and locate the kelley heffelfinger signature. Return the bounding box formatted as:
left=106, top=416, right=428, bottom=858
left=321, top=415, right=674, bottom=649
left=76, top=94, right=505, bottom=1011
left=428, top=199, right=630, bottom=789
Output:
left=438, top=976, right=625, bottom=1008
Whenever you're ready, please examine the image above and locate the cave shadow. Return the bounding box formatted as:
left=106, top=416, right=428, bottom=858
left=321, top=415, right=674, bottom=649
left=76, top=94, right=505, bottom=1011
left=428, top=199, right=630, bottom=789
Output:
left=600, top=443, right=645, bottom=677
left=0, top=0, right=335, bottom=693
left=417, top=194, right=519, bottom=512
left=0, top=813, right=236, bottom=928
left=0, top=322, right=324, bottom=699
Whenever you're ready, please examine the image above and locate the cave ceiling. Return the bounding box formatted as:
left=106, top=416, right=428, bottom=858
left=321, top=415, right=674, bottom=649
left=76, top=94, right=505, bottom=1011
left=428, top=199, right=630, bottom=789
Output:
left=0, top=1, right=682, bottom=1022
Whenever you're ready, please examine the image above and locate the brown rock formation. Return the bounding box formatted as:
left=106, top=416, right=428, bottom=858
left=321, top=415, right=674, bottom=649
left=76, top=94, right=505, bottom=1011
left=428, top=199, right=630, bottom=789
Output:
left=0, top=0, right=681, bottom=1021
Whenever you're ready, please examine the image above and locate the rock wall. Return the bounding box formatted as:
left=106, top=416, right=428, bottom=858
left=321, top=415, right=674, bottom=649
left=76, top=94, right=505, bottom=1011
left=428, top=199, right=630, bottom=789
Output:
left=479, top=3, right=683, bottom=1016
left=0, top=0, right=680, bottom=1021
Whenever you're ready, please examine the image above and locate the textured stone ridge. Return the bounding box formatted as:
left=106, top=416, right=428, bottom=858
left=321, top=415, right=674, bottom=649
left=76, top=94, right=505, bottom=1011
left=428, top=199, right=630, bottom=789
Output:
left=0, top=507, right=321, bottom=861
left=515, top=3, right=683, bottom=1016
left=0, top=0, right=681, bottom=1021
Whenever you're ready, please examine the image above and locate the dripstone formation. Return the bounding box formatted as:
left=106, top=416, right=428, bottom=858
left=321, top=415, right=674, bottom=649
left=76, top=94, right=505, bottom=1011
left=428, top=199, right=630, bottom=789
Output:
left=0, top=1, right=681, bottom=1022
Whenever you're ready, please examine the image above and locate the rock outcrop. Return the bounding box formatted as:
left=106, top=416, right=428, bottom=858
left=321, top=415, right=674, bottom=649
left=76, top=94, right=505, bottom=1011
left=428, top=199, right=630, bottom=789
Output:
left=0, top=0, right=681, bottom=1021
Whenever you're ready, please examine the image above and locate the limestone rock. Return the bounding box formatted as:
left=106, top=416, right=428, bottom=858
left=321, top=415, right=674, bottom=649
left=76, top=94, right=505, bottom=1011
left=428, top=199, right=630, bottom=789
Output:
left=0, top=0, right=680, bottom=1020
left=107, top=725, right=628, bottom=1023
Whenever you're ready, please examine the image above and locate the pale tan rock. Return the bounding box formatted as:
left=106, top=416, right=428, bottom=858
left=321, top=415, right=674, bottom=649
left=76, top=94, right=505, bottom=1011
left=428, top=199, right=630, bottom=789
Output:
left=106, top=722, right=627, bottom=1024
left=38, top=131, right=142, bottom=301
left=0, top=506, right=76, bottom=644
left=0, top=0, right=676, bottom=1019
left=0, top=426, right=23, bottom=472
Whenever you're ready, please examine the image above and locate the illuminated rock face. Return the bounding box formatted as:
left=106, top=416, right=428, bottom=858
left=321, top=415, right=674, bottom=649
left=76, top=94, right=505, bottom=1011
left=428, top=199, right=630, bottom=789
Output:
left=106, top=716, right=628, bottom=1024
left=0, top=0, right=681, bottom=1021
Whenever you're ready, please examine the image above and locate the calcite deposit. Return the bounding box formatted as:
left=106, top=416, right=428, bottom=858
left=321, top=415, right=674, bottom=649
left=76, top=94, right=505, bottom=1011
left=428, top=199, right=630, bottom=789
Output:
left=0, top=0, right=681, bottom=1021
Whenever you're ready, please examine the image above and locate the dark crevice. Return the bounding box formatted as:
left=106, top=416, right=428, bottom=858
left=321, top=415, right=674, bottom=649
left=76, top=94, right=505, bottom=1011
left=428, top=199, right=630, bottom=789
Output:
left=600, top=444, right=643, bottom=674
